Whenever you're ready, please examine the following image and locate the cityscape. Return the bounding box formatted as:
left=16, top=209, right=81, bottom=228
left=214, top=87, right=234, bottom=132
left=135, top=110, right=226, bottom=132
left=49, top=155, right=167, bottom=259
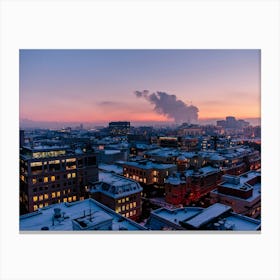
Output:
left=19, top=50, right=261, bottom=231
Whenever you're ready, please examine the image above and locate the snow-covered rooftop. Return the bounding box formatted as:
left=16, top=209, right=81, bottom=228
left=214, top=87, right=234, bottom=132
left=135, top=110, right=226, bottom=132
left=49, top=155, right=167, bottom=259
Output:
left=123, top=160, right=176, bottom=170
left=20, top=198, right=146, bottom=231
left=92, top=171, right=142, bottom=199
left=98, top=163, right=123, bottom=174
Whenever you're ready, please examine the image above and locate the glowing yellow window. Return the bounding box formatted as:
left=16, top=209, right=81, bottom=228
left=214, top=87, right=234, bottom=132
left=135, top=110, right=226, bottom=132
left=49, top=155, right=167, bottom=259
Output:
left=122, top=205, right=125, bottom=211
left=56, top=191, right=60, bottom=197
left=45, top=202, right=48, bottom=207
left=122, top=198, right=125, bottom=203
left=39, top=195, right=43, bottom=201
left=130, top=203, right=133, bottom=209
left=126, top=204, right=129, bottom=210
left=51, top=192, right=56, bottom=198
left=39, top=204, right=43, bottom=208
left=73, top=196, right=76, bottom=201
left=68, top=197, right=72, bottom=202
left=115, top=207, right=121, bottom=213
left=33, top=196, right=38, bottom=202
left=133, top=202, right=136, bottom=207
left=67, top=173, right=71, bottom=179
left=63, top=198, right=67, bottom=202
left=126, top=213, right=129, bottom=217
left=51, top=176, right=55, bottom=182
left=32, top=178, right=37, bottom=184
left=44, top=177, right=48, bottom=183
left=33, top=205, right=38, bottom=211
left=44, top=194, right=49, bottom=199
left=130, top=211, right=133, bottom=216
left=72, top=173, right=76, bottom=178
left=118, top=199, right=121, bottom=204
left=126, top=197, right=129, bottom=202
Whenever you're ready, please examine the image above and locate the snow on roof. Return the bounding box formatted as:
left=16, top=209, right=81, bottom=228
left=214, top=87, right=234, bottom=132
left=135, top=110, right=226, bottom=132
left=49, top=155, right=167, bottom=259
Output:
left=185, top=203, right=232, bottom=229
left=94, top=171, right=142, bottom=198
left=151, top=207, right=203, bottom=226
left=104, top=150, right=120, bottom=155
left=99, top=163, right=123, bottom=174
left=223, top=214, right=261, bottom=230
left=20, top=198, right=146, bottom=231
left=123, top=161, right=176, bottom=170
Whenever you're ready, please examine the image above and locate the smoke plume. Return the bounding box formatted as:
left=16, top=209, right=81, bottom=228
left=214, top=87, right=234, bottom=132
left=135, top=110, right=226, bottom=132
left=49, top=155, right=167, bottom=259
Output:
left=134, top=90, right=199, bottom=124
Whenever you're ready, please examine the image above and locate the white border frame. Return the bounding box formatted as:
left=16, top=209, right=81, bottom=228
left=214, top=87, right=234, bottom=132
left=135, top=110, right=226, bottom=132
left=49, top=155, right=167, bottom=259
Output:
left=1, top=1, right=280, bottom=280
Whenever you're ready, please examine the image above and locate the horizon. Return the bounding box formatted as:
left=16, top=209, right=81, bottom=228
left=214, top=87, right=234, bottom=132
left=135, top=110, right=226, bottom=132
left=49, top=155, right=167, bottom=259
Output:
left=20, top=49, right=261, bottom=124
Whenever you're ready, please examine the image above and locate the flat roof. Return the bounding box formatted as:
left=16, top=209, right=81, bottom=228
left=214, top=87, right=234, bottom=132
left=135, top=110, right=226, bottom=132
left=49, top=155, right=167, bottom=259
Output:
left=123, top=160, right=176, bottom=170
left=98, top=163, right=123, bottom=174
left=185, top=203, right=232, bottom=228
left=20, top=198, right=146, bottom=231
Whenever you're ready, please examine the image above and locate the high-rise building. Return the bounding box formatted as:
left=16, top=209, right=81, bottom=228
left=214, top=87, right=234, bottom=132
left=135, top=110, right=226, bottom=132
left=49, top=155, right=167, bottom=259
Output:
left=20, top=145, right=98, bottom=214
left=108, top=121, right=130, bottom=136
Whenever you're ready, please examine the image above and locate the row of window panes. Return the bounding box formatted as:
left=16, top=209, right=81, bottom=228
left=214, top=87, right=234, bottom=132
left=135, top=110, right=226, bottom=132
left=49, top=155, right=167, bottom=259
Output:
left=116, top=202, right=137, bottom=212
left=33, top=196, right=77, bottom=211
left=32, top=173, right=76, bottom=184
left=122, top=210, right=137, bottom=218
left=33, top=189, right=73, bottom=201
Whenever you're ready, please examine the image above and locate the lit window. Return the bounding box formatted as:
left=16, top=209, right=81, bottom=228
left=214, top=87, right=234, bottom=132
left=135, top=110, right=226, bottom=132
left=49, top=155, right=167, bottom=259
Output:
left=44, top=177, right=48, bottom=183
left=143, top=178, right=147, bottom=184
left=39, top=204, right=44, bottom=208
left=122, top=205, right=125, bottom=211
left=33, top=205, right=38, bottom=211
left=153, top=177, right=158, bottom=183
left=118, top=199, right=121, bottom=204
left=67, top=174, right=71, bottom=179
left=52, top=192, right=56, bottom=198
left=68, top=197, right=72, bottom=202
left=133, top=202, right=136, bottom=208
left=56, top=191, right=60, bottom=197
left=133, top=210, right=136, bottom=215
left=115, top=207, right=121, bottom=213
left=130, top=203, right=133, bottom=209
left=33, top=196, right=38, bottom=202
left=73, top=196, right=76, bottom=201
left=126, top=197, right=129, bottom=202
left=72, top=173, right=76, bottom=178
left=32, top=178, right=37, bottom=184
left=63, top=198, right=67, bottom=202
left=20, top=175, right=25, bottom=181
left=44, top=194, right=49, bottom=199
left=45, top=202, right=48, bottom=207
left=126, top=213, right=129, bottom=217
left=30, top=162, right=42, bottom=167
left=39, top=195, right=43, bottom=201
left=122, top=198, right=125, bottom=203
left=126, top=204, right=129, bottom=210
left=130, top=211, right=133, bottom=216
left=68, top=189, right=71, bottom=193
left=51, top=176, right=55, bottom=182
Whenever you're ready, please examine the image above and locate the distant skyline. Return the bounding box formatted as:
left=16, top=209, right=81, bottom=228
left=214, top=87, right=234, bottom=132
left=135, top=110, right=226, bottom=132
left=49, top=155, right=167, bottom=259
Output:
left=20, top=49, right=261, bottom=124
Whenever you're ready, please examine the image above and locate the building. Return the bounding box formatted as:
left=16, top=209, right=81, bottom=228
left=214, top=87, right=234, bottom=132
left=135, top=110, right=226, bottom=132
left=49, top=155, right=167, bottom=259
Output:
left=20, top=198, right=146, bottom=231
left=210, top=171, right=261, bottom=218
left=165, top=166, right=222, bottom=205
left=145, top=203, right=261, bottom=230
left=177, top=124, right=203, bottom=137
left=122, top=160, right=177, bottom=186
left=89, top=171, right=142, bottom=220
left=108, top=121, right=130, bottom=136
left=20, top=145, right=98, bottom=214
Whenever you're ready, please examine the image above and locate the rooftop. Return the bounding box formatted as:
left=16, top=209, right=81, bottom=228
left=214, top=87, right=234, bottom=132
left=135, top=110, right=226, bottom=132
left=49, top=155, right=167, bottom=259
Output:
left=98, top=163, right=123, bottom=174
left=91, top=171, right=142, bottom=199
left=20, top=198, right=146, bottom=231
left=123, top=160, right=176, bottom=170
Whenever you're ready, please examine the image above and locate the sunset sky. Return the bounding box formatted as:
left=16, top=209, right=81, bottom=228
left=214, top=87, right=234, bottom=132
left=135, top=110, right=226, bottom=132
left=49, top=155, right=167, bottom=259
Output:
left=20, top=49, right=260, bottom=125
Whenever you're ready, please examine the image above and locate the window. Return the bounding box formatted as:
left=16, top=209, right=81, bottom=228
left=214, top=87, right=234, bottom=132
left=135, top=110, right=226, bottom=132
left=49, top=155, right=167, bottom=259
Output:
left=44, top=194, right=49, bottom=199
left=51, top=176, right=55, bottom=182
left=44, top=177, right=48, bottom=183
left=33, top=205, right=38, bottom=211
left=45, top=202, right=48, bottom=207
left=51, top=192, right=56, bottom=198
left=126, top=213, right=129, bottom=217
left=122, top=205, right=125, bottom=211
left=63, top=198, right=67, bottom=202
left=73, top=196, right=76, bottom=201
left=130, top=203, right=133, bottom=209
left=57, top=191, right=60, bottom=197
left=116, top=207, right=121, bottom=213
left=126, top=197, right=129, bottom=202
left=122, top=198, right=125, bottom=203
left=133, top=202, right=136, bottom=208
left=39, top=195, right=43, bottom=201
left=118, top=199, right=121, bottom=204
left=126, top=204, right=129, bottom=210
left=67, top=173, right=71, bottom=179
left=72, top=173, right=76, bottom=178
left=39, top=204, right=44, bottom=208
left=33, top=196, right=38, bottom=202
left=32, top=178, right=37, bottom=184
left=68, top=197, right=72, bottom=202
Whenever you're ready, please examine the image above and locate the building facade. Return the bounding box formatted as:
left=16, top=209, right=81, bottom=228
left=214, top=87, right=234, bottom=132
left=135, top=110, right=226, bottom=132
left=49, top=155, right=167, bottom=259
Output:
left=20, top=145, right=98, bottom=214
